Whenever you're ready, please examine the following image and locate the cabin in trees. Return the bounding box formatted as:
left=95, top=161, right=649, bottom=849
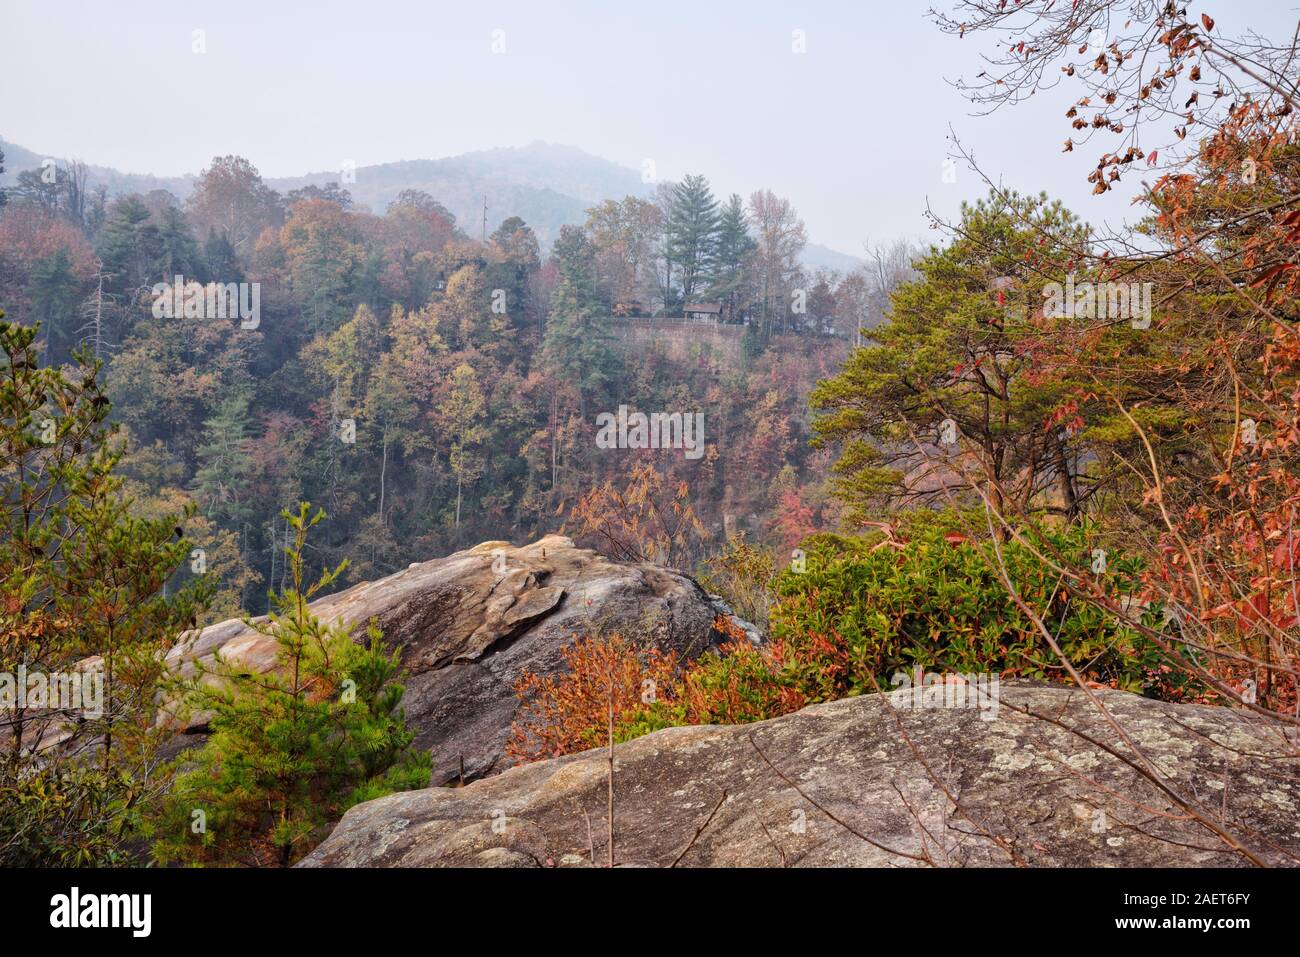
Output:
left=683, top=301, right=723, bottom=322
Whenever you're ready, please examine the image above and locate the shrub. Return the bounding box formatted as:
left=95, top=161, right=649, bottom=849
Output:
left=696, top=534, right=778, bottom=634
left=769, top=516, right=1195, bottom=702
left=508, top=513, right=1197, bottom=760
left=152, top=504, right=429, bottom=867
left=506, top=634, right=680, bottom=762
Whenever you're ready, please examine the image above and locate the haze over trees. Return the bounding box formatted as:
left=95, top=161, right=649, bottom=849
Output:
left=0, top=147, right=877, bottom=621
left=2, top=0, right=1295, bottom=871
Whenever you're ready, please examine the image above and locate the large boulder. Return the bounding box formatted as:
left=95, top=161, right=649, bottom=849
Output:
left=299, top=683, right=1300, bottom=867
left=163, top=535, right=737, bottom=784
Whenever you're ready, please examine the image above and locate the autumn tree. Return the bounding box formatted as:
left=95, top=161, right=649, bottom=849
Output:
left=747, top=190, right=807, bottom=340
left=438, top=362, right=488, bottom=530
left=186, top=156, right=284, bottom=257
left=566, top=462, right=707, bottom=569
left=279, top=198, right=364, bottom=333
left=585, top=197, right=662, bottom=311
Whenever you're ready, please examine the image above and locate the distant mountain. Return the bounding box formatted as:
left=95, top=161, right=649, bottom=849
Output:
left=0, top=137, right=863, bottom=269
left=0, top=138, right=195, bottom=200
left=802, top=242, right=864, bottom=274
left=266, top=142, right=650, bottom=246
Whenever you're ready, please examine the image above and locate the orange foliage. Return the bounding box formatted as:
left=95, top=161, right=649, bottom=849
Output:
left=506, top=634, right=679, bottom=762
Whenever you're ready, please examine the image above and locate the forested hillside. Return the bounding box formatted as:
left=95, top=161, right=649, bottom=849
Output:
left=0, top=151, right=885, bottom=620
left=2, top=0, right=1297, bottom=880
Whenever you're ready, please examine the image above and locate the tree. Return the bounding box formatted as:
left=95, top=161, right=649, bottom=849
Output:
left=747, top=190, right=806, bottom=340
left=664, top=175, right=721, bottom=309
left=154, top=204, right=203, bottom=281
left=28, top=248, right=82, bottom=364
left=279, top=199, right=364, bottom=334
left=708, top=194, right=755, bottom=320
left=153, top=503, right=429, bottom=867
left=286, top=182, right=353, bottom=210
left=436, top=263, right=506, bottom=356
left=11, top=168, right=61, bottom=213
left=77, top=267, right=117, bottom=362
left=585, top=197, right=662, bottom=311
left=438, top=363, right=488, bottom=529
left=192, top=387, right=255, bottom=527
left=811, top=190, right=1091, bottom=523
left=186, top=155, right=283, bottom=256
left=96, top=196, right=160, bottom=297
left=202, top=228, right=241, bottom=283
left=540, top=226, right=621, bottom=403
left=566, top=463, right=707, bottom=569
left=389, top=189, right=457, bottom=225
left=0, top=316, right=208, bottom=865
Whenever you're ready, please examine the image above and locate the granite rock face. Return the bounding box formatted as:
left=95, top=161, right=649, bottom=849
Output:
left=164, top=535, right=736, bottom=784
left=299, top=683, right=1300, bottom=867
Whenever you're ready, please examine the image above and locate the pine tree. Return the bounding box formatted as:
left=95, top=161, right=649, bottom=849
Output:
left=28, top=248, right=82, bottom=364
left=810, top=191, right=1090, bottom=522
left=540, top=226, right=621, bottom=402
left=203, top=228, right=242, bottom=283
left=708, top=194, right=755, bottom=319
left=0, top=315, right=209, bottom=865
left=96, top=196, right=161, bottom=296
left=155, top=204, right=204, bottom=281
left=664, top=174, right=721, bottom=308
left=192, top=387, right=254, bottom=526
left=153, top=503, right=430, bottom=867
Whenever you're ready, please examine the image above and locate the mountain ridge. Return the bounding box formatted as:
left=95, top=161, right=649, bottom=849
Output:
left=0, top=136, right=863, bottom=270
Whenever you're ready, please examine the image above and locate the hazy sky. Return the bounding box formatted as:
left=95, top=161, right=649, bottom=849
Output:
left=3, top=0, right=1296, bottom=254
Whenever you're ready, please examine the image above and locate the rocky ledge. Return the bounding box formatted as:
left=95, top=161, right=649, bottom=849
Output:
left=300, top=683, right=1300, bottom=867
left=163, top=535, right=740, bottom=784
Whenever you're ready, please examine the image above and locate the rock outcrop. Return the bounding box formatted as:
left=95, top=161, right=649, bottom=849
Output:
left=164, top=535, right=737, bottom=784
left=299, top=683, right=1300, bottom=867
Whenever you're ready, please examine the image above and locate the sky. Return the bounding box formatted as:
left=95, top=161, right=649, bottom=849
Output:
left=2, top=0, right=1296, bottom=254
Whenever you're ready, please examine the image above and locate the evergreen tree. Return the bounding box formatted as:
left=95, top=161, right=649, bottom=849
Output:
left=709, top=193, right=756, bottom=319
left=28, top=248, right=82, bottom=363
left=96, top=196, right=161, bottom=296
left=810, top=191, right=1091, bottom=523
left=540, top=226, right=621, bottom=403
left=0, top=315, right=209, bottom=865
left=155, top=204, right=204, bottom=281
left=192, top=387, right=255, bottom=526
left=153, top=503, right=430, bottom=867
left=203, top=228, right=242, bottom=283
left=664, top=174, right=721, bottom=308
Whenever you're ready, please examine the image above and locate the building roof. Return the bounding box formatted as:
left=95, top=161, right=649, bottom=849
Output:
left=683, top=302, right=722, bottom=314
